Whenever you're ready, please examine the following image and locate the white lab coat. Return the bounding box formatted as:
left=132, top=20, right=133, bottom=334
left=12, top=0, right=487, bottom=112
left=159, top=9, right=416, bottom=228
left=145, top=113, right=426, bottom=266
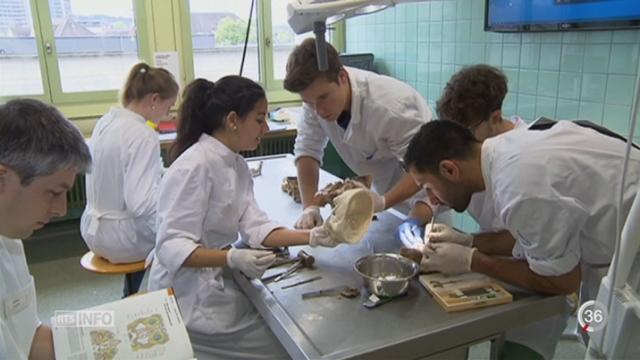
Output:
left=466, top=116, right=567, bottom=359
left=467, top=116, right=528, bottom=231
left=480, top=121, right=640, bottom=356
left=0, top=236, right=40, bottom=360
left=294, top=67, right=431, bottom=202
left=148, top=134, right=287, bottom=359
left=80, top=107, right=162, bottom=263
left=484, top=120, right=640, bottom=275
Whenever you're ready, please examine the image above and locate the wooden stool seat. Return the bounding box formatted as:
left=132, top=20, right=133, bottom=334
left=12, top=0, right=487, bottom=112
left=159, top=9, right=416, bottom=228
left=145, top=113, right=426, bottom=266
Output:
left=80, top=251, right=145, bottom=275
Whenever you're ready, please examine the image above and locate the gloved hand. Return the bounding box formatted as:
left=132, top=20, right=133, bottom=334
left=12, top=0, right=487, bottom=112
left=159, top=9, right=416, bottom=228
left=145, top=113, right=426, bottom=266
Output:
left=294, top=206, right=323, bottom=229
left=343, top=180, right=385, bottom=213
left=420, top=242, right=476, bottom=275
left=395, top=217, right=425, bottom=250
left=226, top=248, right=276, bottom=279
left=309, top=226, right=341, bottom=248
left=425, top=223, right=473, bottom=247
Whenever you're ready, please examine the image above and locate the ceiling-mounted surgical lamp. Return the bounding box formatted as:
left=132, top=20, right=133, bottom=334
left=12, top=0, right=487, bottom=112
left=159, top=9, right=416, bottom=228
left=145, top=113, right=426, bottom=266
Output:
left=287, top=0, right=425, bottom=70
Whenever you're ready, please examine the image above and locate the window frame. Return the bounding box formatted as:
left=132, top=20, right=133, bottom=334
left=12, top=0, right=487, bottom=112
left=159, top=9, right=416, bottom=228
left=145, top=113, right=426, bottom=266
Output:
left=180, top=0, right=345, bottom=104
left=0, top=0, right=345, bottom=121
left=0, top=0, right=151, bottom=114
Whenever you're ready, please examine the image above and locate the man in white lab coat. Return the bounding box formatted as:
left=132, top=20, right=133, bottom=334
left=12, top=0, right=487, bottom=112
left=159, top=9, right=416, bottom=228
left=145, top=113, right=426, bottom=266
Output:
left=0, top=99, right=92, bottom=359
left=284, top=38, right=451, bottom=231
left=403, top=120, right=640, bottom=357
left=416, top=64, right=563, bottom=360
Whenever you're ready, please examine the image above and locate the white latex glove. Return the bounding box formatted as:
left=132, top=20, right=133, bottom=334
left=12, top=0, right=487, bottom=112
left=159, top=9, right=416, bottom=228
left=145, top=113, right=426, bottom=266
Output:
left=343, top=180, right=385, bottom=213
left=420, top=242, right=476, bottom=275
left=226, top=248, right=276, bottom=279
left=309, top=226, right=341, bottom=248
left=425, top=223, right=473, bottom=247
left=295, top=206, right=323, bottom=229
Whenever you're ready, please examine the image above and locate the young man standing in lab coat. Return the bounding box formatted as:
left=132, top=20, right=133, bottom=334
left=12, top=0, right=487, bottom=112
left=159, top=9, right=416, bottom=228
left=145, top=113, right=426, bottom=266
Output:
left=0, top=99, right=92, bottom=359
left=404, top=120, right=640, bottom=357
left=284, top=38, right=451, bottom=231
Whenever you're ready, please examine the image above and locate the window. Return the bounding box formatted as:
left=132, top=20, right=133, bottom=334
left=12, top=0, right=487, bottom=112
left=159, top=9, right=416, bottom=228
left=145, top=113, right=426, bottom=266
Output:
left=48, top=0, right=141, bottom=93
left=0, top=0, right=45, bottom=96
left=183, top=0, right=341, bottom=95
left=189, top=0, right=259, bottom=82
left=0, top=0, right=147, bottom=107
left=270, top=0, right=313, bottom=80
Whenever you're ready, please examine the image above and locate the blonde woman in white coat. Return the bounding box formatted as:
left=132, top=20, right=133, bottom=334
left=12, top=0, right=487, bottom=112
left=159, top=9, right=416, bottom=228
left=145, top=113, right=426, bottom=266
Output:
left=80, top=63, right=178, bottom=296
left=148, top=76, right=342, bottom=359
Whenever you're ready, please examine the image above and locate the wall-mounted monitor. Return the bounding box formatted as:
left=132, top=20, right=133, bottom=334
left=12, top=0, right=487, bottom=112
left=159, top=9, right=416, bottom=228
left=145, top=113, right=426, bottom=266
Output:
left=485, top=0, right=640, bottom=32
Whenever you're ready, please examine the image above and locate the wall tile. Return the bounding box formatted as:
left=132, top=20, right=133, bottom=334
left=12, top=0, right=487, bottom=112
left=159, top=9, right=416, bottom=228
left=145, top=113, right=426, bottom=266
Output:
left=346, top=0, right=640, bottom=137
left=603, top=104, right=632, bottom=135
left=441, top=64, right=455, bottom=83
left=429, top=44, right=443, bottom=63
left=428, top=63, right=442, bottom=84
left=486, top=44, right=502, bottom=66
left=537, top=71, right=559, bottom=98
left=455, top=45, right=471, bottom=65
left=540, top=45, right=561, bottom=71
left=583, top=44, right=611, bottom=73
left=471, top=0, right=484, bottom=20
left=443, top=0, right=457, bottom=20
left=556, top=99, right=580, bottom=119
left=558, top=72, right=582, bottom=100
left=442, top=44, right=455, bottom=64
left=519, top=69, right=539, bottom=95
left=609, top=44, right=639, bottom=75
left=579, top=101, right=604, bottom=124
left=581, top=73, right=607, bottom=102
left=469, top=44, right=485, bottom=64
left=520, top=43, right=541, bottom=70
left=536, top=96, right=557, bottom=119
left=585, top=31, right=612, bottom=44
left=503, top=68, right=520, bottom=93
left=430, top=1, right=443, bottom=21
left=560, top=45, right=585, bottom=73
left=456, top=21, right=471, bottom=43
left=429, top=22, right=443, bottom=42
left=502, top=44, right=521, bottom=68
left=517, top=94, right=537, bottom=121
left=417, top=3, right=430, bottom=22
left=605, top=75, right=636, bottom=106
left=442, top=21, right=456, bottom=43
left=612, top=30, right=640, bottom=43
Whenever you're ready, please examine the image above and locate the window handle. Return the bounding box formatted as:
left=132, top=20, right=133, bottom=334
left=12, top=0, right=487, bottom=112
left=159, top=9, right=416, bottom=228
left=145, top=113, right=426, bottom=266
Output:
left=45, top=41, right=53, bottom=55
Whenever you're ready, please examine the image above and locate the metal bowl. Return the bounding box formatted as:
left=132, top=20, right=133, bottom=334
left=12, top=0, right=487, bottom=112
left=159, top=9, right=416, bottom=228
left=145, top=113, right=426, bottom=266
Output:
left=354, top=253, right=419, bottom=297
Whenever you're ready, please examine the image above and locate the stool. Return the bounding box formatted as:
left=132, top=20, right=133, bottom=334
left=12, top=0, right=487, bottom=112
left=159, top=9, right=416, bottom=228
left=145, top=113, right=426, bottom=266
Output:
left=80, top=251, right=146, bottom=297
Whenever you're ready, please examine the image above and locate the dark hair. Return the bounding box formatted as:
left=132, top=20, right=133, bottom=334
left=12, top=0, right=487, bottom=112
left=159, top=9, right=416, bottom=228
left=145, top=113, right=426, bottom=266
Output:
left=0, top=99, right=92, bottom=185
left=404, top=120, right=480, bottom=174
left=283, top=38, right=343, bottom=93
left=121, top=62, right=179, bottom=106
left=171, top=76, right=266, bottom=161
left=436, top=64, right=508, bottom=127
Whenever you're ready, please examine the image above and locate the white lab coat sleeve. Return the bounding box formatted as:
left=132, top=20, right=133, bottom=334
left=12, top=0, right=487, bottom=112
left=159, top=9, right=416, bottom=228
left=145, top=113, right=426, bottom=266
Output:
left=383, top=98, right=432, bottom=161
left=123, top=135, right=161, bottom=217
left=238, top=179, right=283, bottom=248
left=293, top=104, right=329, bottom=165
left=154, top=164, right=208, bottom=278
left=502, top=196, right=587, bottom=277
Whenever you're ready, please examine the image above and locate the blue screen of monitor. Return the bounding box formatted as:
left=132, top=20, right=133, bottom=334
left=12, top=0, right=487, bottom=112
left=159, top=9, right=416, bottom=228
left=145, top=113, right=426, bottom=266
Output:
left=488, top=0, right=640, bottom=26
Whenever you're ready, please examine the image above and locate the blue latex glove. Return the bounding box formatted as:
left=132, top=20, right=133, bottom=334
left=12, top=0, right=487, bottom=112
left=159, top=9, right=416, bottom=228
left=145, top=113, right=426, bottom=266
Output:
left=395, top=217, right=425, bottom=249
